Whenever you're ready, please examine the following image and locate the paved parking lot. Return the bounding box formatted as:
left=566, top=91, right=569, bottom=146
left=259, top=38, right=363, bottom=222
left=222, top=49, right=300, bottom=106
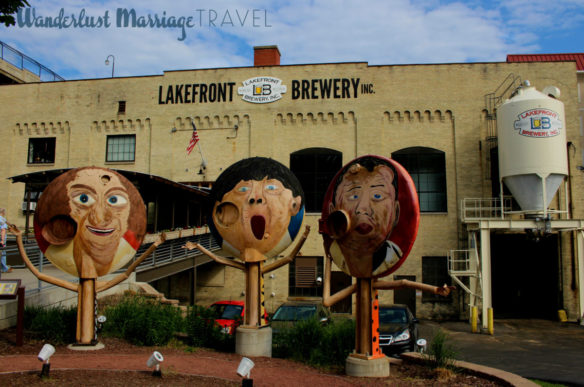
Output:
left=418, top=319, right=584, bottom=386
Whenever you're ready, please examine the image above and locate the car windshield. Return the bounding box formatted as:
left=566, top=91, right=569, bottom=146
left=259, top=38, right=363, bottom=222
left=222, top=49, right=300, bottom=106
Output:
left=379, top=308, right=408, bottom=324
left=272, top=305, right=317, bottom=321
left=210, top=304, right=243, bottom=319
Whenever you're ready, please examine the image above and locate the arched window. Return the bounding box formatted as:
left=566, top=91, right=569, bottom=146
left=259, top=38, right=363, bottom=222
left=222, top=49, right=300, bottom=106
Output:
left=290, top=148, right=342, bottom=213
left=392, top=147, right=447, bottom=213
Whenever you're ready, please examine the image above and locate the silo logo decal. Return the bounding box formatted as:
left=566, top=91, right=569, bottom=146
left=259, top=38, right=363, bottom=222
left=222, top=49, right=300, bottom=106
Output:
left=238, top=77, right=287, bottom=103
left=514, top=109, right=562, bottom=138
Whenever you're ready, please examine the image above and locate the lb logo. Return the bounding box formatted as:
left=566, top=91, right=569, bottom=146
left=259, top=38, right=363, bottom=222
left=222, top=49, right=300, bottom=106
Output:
left=238, top=76, right=287, bottom=104
left=513, top=109, right=562, bottom=138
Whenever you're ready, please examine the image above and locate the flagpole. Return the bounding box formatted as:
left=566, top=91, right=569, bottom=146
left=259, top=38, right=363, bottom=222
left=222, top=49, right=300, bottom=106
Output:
left=191, top=117, right=207, bottom=171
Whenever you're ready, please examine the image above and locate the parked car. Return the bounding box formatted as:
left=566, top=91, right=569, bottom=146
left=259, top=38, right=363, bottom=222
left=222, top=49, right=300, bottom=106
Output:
left=270, top=300, right=331, bottom=335
left=378, top=304, right=419, bottom=356
left=209, top=300, right=244, bottom=335
left=209, top=300, right=269, bottom=334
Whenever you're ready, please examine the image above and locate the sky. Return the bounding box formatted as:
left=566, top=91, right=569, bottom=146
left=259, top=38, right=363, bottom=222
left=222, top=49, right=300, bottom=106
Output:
left=0, top=0, right=583, bottom=80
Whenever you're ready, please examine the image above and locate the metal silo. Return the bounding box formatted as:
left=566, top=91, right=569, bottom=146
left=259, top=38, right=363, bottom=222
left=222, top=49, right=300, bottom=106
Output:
left=497, top=81, right=568, bottom=214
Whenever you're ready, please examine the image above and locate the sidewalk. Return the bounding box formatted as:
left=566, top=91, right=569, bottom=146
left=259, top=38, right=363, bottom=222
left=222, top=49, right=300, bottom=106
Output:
left=419, top=319, right=584, bottom=386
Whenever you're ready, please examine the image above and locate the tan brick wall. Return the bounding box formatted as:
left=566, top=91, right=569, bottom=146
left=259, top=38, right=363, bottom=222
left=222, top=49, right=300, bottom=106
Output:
left=1, top=60, right=582, bottom=319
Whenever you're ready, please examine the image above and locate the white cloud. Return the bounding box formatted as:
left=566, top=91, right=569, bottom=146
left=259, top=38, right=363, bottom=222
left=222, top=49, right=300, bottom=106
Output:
left=0, top=0, right=582, bottom=79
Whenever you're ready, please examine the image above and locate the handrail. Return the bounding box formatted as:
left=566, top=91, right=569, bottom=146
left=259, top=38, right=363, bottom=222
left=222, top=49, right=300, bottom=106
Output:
left=460, top=197, right=512, bottom=221
left=0, top=40, right=64, bottom=82
left=5, top=232, right=220, bottom=294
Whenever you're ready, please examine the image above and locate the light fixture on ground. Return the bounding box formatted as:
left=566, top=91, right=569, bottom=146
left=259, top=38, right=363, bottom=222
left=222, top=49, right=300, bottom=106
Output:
left=147, top=351, right=164, bottom=377
left=38, top=343, right=55, bottom=377
left=237, top=357, right=254, bottom=386
left=96, top=315, right=106, bottom=332
left=416, top=338, right=427, bottom=353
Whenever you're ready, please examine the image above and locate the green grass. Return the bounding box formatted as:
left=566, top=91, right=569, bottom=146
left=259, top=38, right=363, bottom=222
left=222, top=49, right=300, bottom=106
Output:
left=531, top=380, right=569, bottom=387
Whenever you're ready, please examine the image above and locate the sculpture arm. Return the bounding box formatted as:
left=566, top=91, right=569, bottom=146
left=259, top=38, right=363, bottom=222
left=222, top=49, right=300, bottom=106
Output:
left=262, top=225, right=311, bottom=274
left=322, top=253, right=356, bottom=307
left=8, top=224, right=78, bottom=292
left=183, top=241, right=245, bottom=270
left=373, top=279, right=454, bottom=296
left=96, top=233, right=166, bottom=293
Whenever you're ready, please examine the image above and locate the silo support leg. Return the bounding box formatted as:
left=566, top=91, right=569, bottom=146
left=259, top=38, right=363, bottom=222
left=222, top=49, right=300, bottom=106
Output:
left=480, top=228, right=492, bottom=330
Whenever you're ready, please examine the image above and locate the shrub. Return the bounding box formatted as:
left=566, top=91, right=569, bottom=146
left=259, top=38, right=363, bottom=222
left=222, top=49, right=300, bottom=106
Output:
left=184, top=305, right=235, bottom=352
left=311, top=318, right=355, bottom=365
left=102, top=294, right=183, bottom=346
left=273, top=317, right=355, bottom=367
left=24, top=305, right=77, bottom=344
left=425, top=328, right=458, bottom=369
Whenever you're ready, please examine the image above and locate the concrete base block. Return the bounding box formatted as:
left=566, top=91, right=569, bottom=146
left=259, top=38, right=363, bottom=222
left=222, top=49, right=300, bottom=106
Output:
left=235, top=326, right=272, bottom=358
left=345, top=354, right=390, bottom=377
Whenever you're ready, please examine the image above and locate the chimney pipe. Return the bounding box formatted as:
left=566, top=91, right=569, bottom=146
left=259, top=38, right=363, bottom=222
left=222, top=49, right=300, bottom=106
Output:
left=254, top=45, right=281, bottom=66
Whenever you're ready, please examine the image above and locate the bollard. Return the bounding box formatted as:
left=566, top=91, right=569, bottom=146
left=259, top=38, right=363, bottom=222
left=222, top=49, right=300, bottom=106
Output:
left=471, top=306, right=478, bottom=333
left=487, top=308, right=494, bottom=335
left=558, top=309, right=567, bottom=322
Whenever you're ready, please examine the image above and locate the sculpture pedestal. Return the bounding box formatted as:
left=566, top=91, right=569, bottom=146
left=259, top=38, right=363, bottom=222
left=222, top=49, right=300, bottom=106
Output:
left=67, top=342, right=105, bottom=351
left=345, top=353, right=389, bottom=377
left=236, top=325, right=272, bottom=357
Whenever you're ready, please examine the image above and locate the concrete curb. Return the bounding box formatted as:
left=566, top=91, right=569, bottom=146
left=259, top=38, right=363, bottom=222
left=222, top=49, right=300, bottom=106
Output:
left=401, top=352, right=538, bottom=387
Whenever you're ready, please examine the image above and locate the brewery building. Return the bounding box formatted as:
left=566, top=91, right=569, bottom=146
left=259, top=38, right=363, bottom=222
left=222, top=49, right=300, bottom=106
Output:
left=2, top=43, right=584, bottom=327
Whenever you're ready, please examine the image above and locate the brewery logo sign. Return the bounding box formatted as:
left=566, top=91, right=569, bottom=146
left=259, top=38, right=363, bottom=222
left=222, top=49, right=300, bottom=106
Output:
left=238, top=77, right=287, bottom=103
left=514, top=108, right=562, bottom=138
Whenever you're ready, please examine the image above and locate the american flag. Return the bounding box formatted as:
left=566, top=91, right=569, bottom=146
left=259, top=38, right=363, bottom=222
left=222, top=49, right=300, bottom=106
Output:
left=186, top=121, right=199, bottom=155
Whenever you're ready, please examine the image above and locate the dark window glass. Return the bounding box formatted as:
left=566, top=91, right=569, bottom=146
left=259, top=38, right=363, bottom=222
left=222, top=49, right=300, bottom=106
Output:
left=422, top=256, right=452, bottom=303
left=106, top=134, right=135, bottom=162
left=118, top=101, right=126, bottom=113
left=392, top=147, right=447, bottom=212
left=28, top=137, right=56, bottom=164
left=209, top=304, right=243, bottom=319
left=290, top=148, right=342, bottom=212
left=288, top=256, right=323, bottom=297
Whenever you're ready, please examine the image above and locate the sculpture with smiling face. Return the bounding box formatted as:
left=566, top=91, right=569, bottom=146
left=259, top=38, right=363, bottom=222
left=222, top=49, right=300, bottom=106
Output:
left=34, top=167, right=146, bottom=278
left=10, top=167, right=165, bottom=345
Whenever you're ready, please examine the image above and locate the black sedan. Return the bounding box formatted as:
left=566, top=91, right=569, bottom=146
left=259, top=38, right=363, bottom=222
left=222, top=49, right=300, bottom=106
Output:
left=378, top=304, right=419, bottom=356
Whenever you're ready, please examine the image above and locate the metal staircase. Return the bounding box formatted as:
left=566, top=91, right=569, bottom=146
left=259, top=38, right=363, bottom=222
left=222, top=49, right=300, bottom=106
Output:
left=448, top=232, right=482, bottom=310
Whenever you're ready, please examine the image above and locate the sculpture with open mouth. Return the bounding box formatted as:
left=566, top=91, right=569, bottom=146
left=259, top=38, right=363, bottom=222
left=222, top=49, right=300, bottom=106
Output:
left=184, top=157, right=310, bottom=328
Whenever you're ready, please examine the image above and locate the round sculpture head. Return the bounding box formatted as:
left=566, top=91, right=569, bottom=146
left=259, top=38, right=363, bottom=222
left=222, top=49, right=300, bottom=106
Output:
left=320, top=155, right=419, bottom=279
left=34, top=167, right=146, bottom=278
left=208, top=157, right=305, bottom=260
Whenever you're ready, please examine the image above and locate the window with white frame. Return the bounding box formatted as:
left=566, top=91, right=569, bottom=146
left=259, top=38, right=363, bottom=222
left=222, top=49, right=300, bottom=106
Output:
left=106, top=134, right=135, bottom=162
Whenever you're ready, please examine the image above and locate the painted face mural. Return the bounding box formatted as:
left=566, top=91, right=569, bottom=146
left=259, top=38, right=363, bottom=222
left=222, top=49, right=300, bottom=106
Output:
left=34, top=167, right=146, bottom=278
left=209, top=157, right=305, bottom=260
left=320, top=155, right=419, bottom=278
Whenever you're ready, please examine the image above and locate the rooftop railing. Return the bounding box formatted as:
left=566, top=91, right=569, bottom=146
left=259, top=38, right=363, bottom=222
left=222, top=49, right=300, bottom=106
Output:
left=0, top=40, right=64, bottom=82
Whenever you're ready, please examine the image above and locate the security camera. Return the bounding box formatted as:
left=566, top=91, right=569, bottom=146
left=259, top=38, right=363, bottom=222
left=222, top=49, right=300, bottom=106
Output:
left=316, top=276, right=323, bottom=286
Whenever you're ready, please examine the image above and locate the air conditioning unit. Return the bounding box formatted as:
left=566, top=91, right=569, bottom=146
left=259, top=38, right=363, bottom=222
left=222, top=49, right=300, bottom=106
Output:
left=21, top=202, right=37, bottom=211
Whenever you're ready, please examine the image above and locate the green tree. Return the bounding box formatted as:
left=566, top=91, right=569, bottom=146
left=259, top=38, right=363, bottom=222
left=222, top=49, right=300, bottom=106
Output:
left=1, top=0, right=30, bottom=27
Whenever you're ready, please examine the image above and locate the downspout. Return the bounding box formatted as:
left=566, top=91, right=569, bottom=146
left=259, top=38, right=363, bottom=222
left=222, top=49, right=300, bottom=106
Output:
left=567, top=142, right=576, bottom=290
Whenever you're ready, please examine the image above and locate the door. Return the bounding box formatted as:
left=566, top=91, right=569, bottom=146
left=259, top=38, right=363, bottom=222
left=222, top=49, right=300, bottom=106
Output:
left=330, top=271, right=352, bottom=313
